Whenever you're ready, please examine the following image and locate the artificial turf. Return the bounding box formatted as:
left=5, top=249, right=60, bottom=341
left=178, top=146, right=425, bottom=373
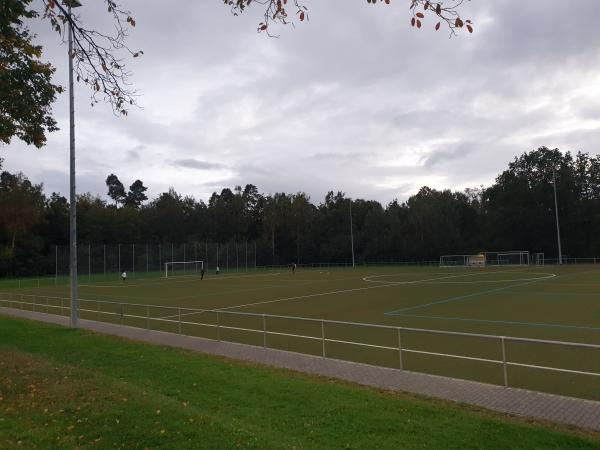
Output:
left=2, top=265, right=600, bottom=399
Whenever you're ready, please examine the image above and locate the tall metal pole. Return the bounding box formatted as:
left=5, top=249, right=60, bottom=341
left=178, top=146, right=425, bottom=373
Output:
left=68, top=1, right=80, bottom=327
left=349, top=200, right=355, bottom=268
left=552, top=168, right=563, bottom=265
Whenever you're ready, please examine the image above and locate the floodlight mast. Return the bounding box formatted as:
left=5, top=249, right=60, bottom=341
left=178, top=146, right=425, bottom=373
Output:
left=66, top=0, right=82, bottom=327
left=349, top=199, right=355, bottom=268
left=552, top=168, right=563, bottom=265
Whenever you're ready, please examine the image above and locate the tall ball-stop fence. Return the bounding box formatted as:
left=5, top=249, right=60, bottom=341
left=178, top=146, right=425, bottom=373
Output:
left=54, top=241, right=260, bottom=281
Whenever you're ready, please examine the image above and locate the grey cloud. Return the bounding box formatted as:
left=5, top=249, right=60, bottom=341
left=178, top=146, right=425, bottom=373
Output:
left=172, top=159, right=227, bottom=171
left=421, top=143, right=478, bottom=169
left=309, top=152, right=372, bottom=162
left=3, top=0, right=600, bottom=206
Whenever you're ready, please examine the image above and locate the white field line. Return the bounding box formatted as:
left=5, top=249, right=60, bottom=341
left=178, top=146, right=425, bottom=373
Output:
left=167, top=275, right=369, bottom=302
left=212, top=272, right=506, bottom=312
left=80, top=271, right=282, bottom=289
left=363, top=271, right=557, bottom=285
left=159, top=267, right=592, bottom=315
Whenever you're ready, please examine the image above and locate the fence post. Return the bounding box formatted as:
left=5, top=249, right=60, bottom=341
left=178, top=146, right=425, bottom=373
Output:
left=46, top=296, right=49, bottom=314
left=321, top=320, right=326, bottom=357
left=216, top=311, right=221, bottom=341
left=146, top=305, right=150, bottom=329
left=397, top=328, right=404, bottom=370
left=262, top=314, right=267, bottom=348
left=178, top=307, right=182, bottom=334
left=501, top=336, right=508, bottom=387
left=120, top=304, right=124, bottom=325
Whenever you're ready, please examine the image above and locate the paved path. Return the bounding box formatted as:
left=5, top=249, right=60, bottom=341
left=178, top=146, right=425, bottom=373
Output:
left=2, top=307, right=600, bottom=432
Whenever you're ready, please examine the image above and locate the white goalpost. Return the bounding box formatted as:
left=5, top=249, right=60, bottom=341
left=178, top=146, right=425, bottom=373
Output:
left=486, top=251, right=530, bottom=266
left=440, top=251, right=530, bottom=268
left=164, top=260, right=204, bottom=278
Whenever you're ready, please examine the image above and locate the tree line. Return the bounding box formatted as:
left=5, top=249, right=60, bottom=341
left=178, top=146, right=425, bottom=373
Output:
left=1, top=146, right=599, bottom=277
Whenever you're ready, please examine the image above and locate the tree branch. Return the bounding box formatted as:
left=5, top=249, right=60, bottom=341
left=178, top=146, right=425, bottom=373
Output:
left=41, top=0, right=142, bottom=115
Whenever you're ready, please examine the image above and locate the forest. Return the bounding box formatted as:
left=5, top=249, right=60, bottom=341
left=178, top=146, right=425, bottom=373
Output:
left=1, top=146, right=600, bottom=277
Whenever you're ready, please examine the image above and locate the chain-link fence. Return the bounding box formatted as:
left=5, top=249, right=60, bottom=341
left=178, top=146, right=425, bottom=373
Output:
left=53, top=242, right=259, bottom=280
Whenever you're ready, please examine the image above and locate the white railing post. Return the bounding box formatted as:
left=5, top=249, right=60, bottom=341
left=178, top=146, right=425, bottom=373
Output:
left=120, top=304, right=124, bottom=325
left=501, top=336, right=508, bottom=387
left=46, top=296, right=49, bottom=314
left=146, top=305, right=150, bottom=329
left=60, top=297, right=64, bottom=316
left=321, top=320, right=326, bottom=357
left=216, top=311, right=221, bottom=341
left=262, top=314, right=267, bottom=348
left=178, top=308, right=182, bottom=334
left=398, top=328, right=404, bottom=370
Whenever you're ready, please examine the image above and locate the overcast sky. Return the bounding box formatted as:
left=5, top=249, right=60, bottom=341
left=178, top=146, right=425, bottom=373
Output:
left=2, top=0, right=600, bottom=205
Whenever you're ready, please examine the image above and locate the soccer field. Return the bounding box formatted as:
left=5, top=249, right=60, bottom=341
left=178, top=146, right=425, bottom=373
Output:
left=2, top=264, right=600, bottom=400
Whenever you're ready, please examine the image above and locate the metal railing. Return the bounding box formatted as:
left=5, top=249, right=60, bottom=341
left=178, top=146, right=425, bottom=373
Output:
left=1, top=292, right=599, bottom=397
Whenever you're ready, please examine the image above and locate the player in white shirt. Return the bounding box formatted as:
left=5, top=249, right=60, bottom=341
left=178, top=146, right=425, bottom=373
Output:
left=121, top=271, right=127, bottom=281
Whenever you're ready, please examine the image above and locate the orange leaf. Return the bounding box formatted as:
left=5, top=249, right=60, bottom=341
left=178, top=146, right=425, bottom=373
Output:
left=416, top=12, right=424, bottom=18
left=435, top=22, right=440, bottom=30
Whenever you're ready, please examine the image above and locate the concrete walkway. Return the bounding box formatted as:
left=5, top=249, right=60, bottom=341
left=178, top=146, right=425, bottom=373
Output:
left=2, top=307, right=600, bottom=432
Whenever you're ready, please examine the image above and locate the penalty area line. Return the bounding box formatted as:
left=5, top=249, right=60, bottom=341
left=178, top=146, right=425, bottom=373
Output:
left=384, top=276, right=555, bottom=316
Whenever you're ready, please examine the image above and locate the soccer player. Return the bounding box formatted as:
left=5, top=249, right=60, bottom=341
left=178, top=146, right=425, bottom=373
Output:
left=200, top=266, right=205, bottom=280
left=216, top=265, right=220, bottom=275
left=292, top=263, right=296, bottom=274
left=121, top=271, right=127, bottom=281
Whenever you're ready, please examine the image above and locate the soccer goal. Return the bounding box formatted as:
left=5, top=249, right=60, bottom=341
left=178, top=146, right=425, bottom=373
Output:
left=440, top=251, right=530, bottom=268
left=485, top=251, right=530, bottom=266
left=439, top=254, right=486, bottom=267
left=164, top=260, right=204, bottom=278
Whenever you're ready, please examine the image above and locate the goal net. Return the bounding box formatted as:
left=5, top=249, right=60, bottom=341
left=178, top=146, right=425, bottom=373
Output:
left=440, top=251, right=530, bottom=267
left=164, top=260, right=204, bottom=278
left=485, top=251, right=530, bottom=266
left=439, top=255, right=485, bottom=267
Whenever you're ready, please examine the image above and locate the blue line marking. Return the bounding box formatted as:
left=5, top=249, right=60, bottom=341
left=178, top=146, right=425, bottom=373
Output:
left=384, top=278, right=547, bottom=316
left=389, top=313, right=600, bottom=332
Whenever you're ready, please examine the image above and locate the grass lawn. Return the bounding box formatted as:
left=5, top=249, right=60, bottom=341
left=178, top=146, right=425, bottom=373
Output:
left=0, top=315, right=599, bottom=449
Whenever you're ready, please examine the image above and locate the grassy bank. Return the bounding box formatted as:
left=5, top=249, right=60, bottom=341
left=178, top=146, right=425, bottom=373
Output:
left=0, top=315, right=598, bottom=449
